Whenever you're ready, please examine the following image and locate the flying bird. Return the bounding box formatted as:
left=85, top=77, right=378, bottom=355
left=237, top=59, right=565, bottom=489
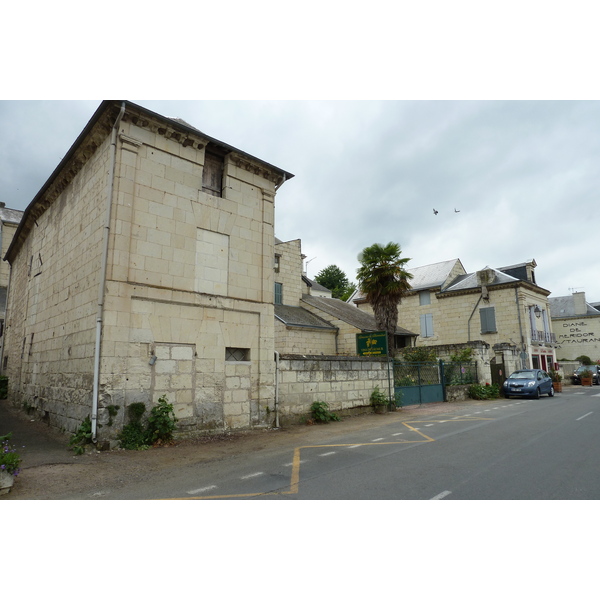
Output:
left=454, top=208, right=460, bottom=213
left=433, top=209, right=438, bottom=215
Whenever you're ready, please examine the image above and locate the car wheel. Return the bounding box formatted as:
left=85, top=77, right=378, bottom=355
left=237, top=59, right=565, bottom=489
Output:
left=535, top=387, right=541, bottom=399
left=549, top=386, right=554, bottom=397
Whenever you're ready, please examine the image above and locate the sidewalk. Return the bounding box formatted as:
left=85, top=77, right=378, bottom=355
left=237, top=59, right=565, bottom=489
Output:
left=0, top=398, right=81, bottom=468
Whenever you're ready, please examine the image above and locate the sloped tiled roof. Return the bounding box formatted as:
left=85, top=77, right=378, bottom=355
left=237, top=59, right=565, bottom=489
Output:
left=0, top=206, right=23, bottom=225
left=548, top=295, right=600, bottom=318
left=274, top=305, right=337, bottom=330
left=303, top=276, right=331, bottom=294
left=408, top=258, right=463, bottom=291
left=350, top=258, right=463, bottom=303
left=444, top=266, right=519, bottom=292
left=302, top=295, right=417, bottom=336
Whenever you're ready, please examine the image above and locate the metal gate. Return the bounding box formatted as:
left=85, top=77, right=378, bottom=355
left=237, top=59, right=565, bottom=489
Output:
left=393, top=361, right=446, bottom=407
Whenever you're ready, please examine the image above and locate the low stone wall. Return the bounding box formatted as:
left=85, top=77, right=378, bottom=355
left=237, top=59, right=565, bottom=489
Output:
left=276, top=354, right=392, bottom=424
left=445, top=385, right=470, bottom=403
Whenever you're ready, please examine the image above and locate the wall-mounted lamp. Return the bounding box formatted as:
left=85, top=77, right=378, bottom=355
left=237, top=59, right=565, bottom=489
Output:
left=529, top=304, right=542, bottom=318
left=149, top=355, right=157, bottom=366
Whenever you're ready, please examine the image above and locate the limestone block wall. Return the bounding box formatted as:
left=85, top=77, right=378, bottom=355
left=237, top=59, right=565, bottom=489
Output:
left=276, top=355, right=392, bottom=423
left=299, top=299, right=361, bottom=355
left=274, top=319, right=337, bottom=355
left=274, top=239, right=303, bottom=307
left=4, top=105, right=285, bottom=441
left=93, top=117, right=280, bottom=439
left=0, top=222, right=18, bottom=290
left=3, top=133, right=111, bottom=434
left=553, top=316, right=600, bottom=362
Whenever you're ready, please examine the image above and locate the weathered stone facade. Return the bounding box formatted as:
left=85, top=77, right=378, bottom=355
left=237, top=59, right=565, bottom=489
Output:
left=0, top=205, right=24, bottom=324
left=354, top=260, right=557, bottom=379
left=550, top=291, right=600, bottom=362
left=3, top=101, right=293, bottom=443
left=276, top=355, right=392, bottom=424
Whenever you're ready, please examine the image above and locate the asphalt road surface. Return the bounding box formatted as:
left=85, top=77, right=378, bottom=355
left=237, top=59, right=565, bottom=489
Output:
left=103, top=386, right=600, bottom=500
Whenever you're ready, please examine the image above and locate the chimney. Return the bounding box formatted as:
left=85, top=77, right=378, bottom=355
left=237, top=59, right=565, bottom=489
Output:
left=573, top=291, right=587, bottom=316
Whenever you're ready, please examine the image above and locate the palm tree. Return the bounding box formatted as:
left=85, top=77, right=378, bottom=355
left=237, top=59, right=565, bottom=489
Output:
left=356, top=242, right=413, bottom=354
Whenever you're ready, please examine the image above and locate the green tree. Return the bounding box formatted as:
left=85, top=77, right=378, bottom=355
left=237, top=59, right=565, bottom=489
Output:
left=314, top=265, right=356, bottom=301
left=356, top=242, right=413, bottom=353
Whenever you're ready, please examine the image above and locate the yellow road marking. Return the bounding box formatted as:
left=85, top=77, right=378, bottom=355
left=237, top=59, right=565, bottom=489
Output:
left=168, top=415, right=492, bottom=500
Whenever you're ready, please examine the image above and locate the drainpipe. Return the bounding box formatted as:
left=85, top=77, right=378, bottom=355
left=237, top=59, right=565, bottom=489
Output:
left=91, top=102, right=126, bottom=443
left=274, top=351, right=280, bottom=428
left=467, top=294, right=483, bottom=342
left=515, top=286, right=526, bottom=368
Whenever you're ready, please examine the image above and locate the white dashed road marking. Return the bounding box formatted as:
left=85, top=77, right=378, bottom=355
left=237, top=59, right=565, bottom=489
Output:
left=240, top=472, right=264, bottom=480
left=576, top=412, right=593, bottom=421
left=372, top=438, right=385, bottom=442
left=188, top=485, right=217, bottom=495
left=319, top=452, right=336, bottom=457
left=430, top=490, right=452, bottom=500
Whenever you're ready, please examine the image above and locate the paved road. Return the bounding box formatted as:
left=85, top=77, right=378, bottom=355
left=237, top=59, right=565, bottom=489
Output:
left=103, top=386, right=600, bottom=500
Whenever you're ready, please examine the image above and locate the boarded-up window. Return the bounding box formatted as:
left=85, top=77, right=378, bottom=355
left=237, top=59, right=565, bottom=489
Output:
left=420, top=313, right=434, bottom=338
left=419, top=291, right=431, bottom=306
left=480, top=306, right=497, bottom=333
left=202, top=152, right=224, bottom=197
left=196, top=229, right=229, bottom=295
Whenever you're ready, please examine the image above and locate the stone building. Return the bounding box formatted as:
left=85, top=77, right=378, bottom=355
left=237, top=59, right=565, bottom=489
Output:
left=352, top=258, right=557, bottom=382
left=2, top=101, right=293, bottom=444
left=549, top=291, right=600, bottom=362
left=0, top=203, right=23, bottom=333
left=274, top=237, right=416, bottom=355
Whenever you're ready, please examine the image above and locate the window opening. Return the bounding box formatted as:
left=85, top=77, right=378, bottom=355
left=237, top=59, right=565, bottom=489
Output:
left=274, top=282, right=283, bottom=305
left=202, top=150, right=225, bottom=197
left=226, top=347, right=250, bottom=362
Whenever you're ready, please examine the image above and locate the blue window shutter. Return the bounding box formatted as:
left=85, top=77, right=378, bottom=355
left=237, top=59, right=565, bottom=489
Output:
left=480, top=307, right=496, bottom=333
left=274, top=282, right=283, bottom=305
left=420, top=313, right=433, bottom=337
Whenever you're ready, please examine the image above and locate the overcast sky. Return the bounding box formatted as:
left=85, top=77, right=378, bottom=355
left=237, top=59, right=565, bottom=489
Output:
left=1, top=99, right=599, bottom=301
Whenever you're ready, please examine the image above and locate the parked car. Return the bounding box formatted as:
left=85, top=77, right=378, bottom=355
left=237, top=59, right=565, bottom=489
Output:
left=502, top=369, right=554, bottom=399
left=571, top=365, right=600, bottom=385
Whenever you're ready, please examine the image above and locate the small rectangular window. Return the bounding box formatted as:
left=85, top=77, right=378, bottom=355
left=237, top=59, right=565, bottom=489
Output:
left=419, top=291, right=431, bottom=306
left=274, top=254, right=281, bottom=273
left=274, top=282, right=283, bottom=305
left=420, top=313, right=434, bottom=338
left=226, top=347, right=250, bottom=362
left=480, top=307, right=497, bottom=333
left=202, top=151, right=224, bottom=198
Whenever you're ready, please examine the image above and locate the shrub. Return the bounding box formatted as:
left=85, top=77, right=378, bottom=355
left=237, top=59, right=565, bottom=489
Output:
left=310, top=401, right=340, bottom=423
left=370, top=386, right=388, bottom=406
left=119, top=402, right=149, bottom=450
left=576, top=355, right=593, bottom=365
left=468, top=383, right=500, bottom=400
left=146, top=395, right=178, bottom=445
left=1, top=433, right=22, bottom=476
left=69, top=416, right=93, bottom=455
left=398, top=347, right=437, bottom=363
left=449, top=348, right=474, bottom=363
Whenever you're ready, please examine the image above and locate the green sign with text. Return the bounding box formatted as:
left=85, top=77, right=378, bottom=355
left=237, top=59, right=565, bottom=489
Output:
left=356, top=331, right=388, bottom=357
